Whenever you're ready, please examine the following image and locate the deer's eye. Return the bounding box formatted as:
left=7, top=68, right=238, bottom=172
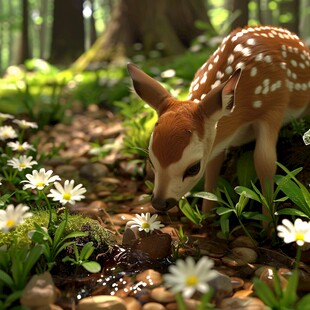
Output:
left=183, top=161, right=201, bottom=180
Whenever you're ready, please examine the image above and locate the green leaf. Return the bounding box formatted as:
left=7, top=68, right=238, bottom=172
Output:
left=2, top=290, right=24, bottom=309
left=53, top=220, right=67, bottom=250
left=80, top=242, right=94, bottom=261
left=242, top=212, right=270, bottom=222
left=236, top=151, right=257, bottom=187
left=216, top=206, right=234, bottom=216
left=193, top=192, right=219, bottom=201
left=179, top=199, right=200, bottom=225
left=253, top=278, right=278, bottom=307
left=219, top=213, right=230, bottom=239
left=282, top=269, right=298, bottom=306
left=0, top=270, right=14, bottom=288
left=275, top=208, right=309, bottom=218
left=297, top=294, right=310, bottom=310
left=0, top=193, right=14, bottom=207
left=82, top=261, right=101, bottom=273
left=235, top=186, right=261, bottom=202
left=54, top=241, right=76, bottom=258
left=62, top=231, right=88, bottom=242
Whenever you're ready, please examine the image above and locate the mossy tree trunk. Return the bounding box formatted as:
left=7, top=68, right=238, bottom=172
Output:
left=74, top=0, right=215, bottom=71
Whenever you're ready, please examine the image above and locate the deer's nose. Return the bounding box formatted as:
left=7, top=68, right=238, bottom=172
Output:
left=151, top=197, right=178, bottom=211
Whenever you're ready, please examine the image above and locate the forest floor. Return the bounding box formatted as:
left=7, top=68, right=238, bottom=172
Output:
left=32, top=103, right=310, bottom=310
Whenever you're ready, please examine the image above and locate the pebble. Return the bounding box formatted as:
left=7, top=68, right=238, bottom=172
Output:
left=210, top=271, right=233, bottom=301
left=222, top=247, right=257, bottom=267
left=150, top=287, right=175, bottom=303
left=123, top=297, right=142, bottom=310
left=230, top=276, right=244, bottom=290
left=220, top=297, right=267, bottom=309
left=80, top=162, right=109, bottom=181
left=142, top=302, right=165, bottom=310
left=259, top=267, right=288, bottom=290
left=230, top=235, right=257, bottom=248
left=20, top=272, right=59, bottom=308
left=233, top=289, right=253, bottom=298
left=78, top=295, right=126, bottom=310
left=136, top=269, right=163, bottom=288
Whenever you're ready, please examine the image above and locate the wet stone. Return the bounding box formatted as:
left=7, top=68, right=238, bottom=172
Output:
left=259, top=267, right=288, bottom=290
left=230, top=276, right=244, bottom=290
left=230, top=235, right=257, bottom=248
left=123, top=297, right=142, bottom=310
left=78, top=295, right=126, bottom=310
left=150, top=287, right=175, bottom=303
left=142, top=302, right=165, bottom=310
left=223, top=247, right=257, bottom=267
left=233, top=289, right=253, bottom=298
left=209, top=271, right=233, bottom=301
left=220, top=297, right=267, bottom=309
left=135, top=269, right=163, bottom=288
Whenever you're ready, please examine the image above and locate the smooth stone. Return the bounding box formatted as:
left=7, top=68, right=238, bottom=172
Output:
left=123, top=297, right=142, bottom=310
left=233, top=289, right=253, bottom=298
left=185, top=299, right=201, bottom=310
left=80, top=163, right=109, bottom=181
left=210, top=271, right=233, bottom=301
left=135, top=269, right=163, bottom=288
left=259, top=267, right=287, bottom=290
left=142, top=302, right=165, bottom=310
left=223, top=247, right=257, bottom=267
left=231, top=235, right=257, bottom=248
left=150, top=287, right=175, bottom=303
left=220, top=297, right=267, bottom=309
left=230, top=276, right=244, bottom=290
left=134, top=288, right=152, bottom=304
left=78, top=296, right=126, bottom=310
left=109, top=213, right=134, bottom=226
left=20, top=272, right=58, bottom=308
left=132, top=232, right=172, bottom=260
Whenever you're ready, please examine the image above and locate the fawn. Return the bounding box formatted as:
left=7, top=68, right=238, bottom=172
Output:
left=127, top=25, right=310, bottom=214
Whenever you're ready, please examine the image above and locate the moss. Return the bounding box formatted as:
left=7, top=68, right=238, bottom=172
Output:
left=0, top=210, right=114, bottom=250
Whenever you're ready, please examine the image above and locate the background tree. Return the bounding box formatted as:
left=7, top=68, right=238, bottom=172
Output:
left=231, top=0, right=249, bottom=29
left=74, top=0, right=216, bottom=71
left=49, top=0, right=85, bottom=65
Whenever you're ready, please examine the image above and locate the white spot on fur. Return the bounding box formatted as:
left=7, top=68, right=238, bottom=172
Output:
left=290, top=59, right=297, bottom=67
left=262, top=86, right=269, bottom=95
left=225, top=66, right=233, bottom=75
left=255, top=85, right=262, bottom=95
left=250, top=67, right=257, bottom=77
left=282, top=51, right=287, bottom=58
left=214, top=55, right=219, bottom=63
left=200, top=93, right=206, bottom=100
left=253, top=100, right=262, bottom=108
left=246, top=38, right=256, bottom=45
left=233, top=44, right=243, bottom=53
left=200, top=74, right=207, bottom=84
left=208, top=64, right=213, bottom=71
left=242, top=47, right=252, bottom=57
left=235, top=62, right=245, bottom=70
left=193, top=83, right=199, bottom=91
left=227, top=54, right=234, bottom=65
left=216, top=71, right=224, bottom=80
left=193, top=99, right=200, bottom=103
left=299, top=63, right=306, bottom=69
left=255, top=53, right=263, bottom=61
left=264, top=55, right=272, bottom=63
left=211, top=80, right=221, bottom=89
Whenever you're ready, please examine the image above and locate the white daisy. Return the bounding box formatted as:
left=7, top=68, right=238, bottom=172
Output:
left=7, top=141, right=35, bottom=152
left=163, top=256, right=218, bottom=298
left=277, top=218, right=310, bottom=246
left=7, top=155, right=38, bottom=171
left=0, top=204, right=33, bottom=233
left=127, top=212, right=164, bottom=233
left=21, top=168, right=61, bottom=190
left=47, top=180, right=87, bottom=205
left=0, top=125, right=17, bottom=140
left=13, top=119, right=38, bottom=129
left=0, top=113, right=14, bottom=121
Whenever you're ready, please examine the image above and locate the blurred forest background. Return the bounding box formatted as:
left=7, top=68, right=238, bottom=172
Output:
left=0, top=0, right=309, bottom=127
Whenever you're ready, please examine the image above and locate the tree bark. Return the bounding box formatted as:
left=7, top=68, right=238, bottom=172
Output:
left=74, top=0, right=214, bottom=71
left=278, top=0, right=300, bottom=34
left=49, top=0, right=85, bottom=65
left=17, top=0, right=32, bottom=64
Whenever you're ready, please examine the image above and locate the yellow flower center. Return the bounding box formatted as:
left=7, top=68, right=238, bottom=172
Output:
left=19, top=163, right=26, bottom=168
left=63, top=193, right=72, bottom=200
left=186, top=275, right=198, bottom=286
left=36, top=182, right=45, bottom=187
left=18, top=146, right=24, bottom=151
left=6, top=219, right=16, bottom=228
left=142, top=222, right=150, bottom=229
left=295, top=232, right=305, bottom=242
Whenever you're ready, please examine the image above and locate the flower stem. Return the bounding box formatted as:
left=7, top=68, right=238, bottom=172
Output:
left=175, top=293, right=187, bottom=310
left=41, top=190, right=53, bottom=228
left=294, top=245, right=302, bottom=269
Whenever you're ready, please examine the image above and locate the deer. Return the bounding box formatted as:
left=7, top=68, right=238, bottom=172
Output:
left=127, top=25, right=310, bottom=216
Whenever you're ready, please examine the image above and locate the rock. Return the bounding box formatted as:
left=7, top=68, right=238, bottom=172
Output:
left=78, top=295, right=126, bottom=310
left=222, top=247, right=257, bottom=267
left=109, top=213, right=134, bottom=226
left=142, top=302, right=166, bottom=310
left=230, top=276, right=244, bottom=290
left=133, top=232, right=172, bottom=260
left=233, top=289, right=253, bottom=298
left=231, top=236, right=257, bottom=248
left=259, top=267, right=287, bottom=291
left=209, top=271, right=233, bottom=301
left=150, top=287, right=175, bottom=303
left=55, top=164, right=78, bottom=179
left=220, top=297, right=267, bottom=309
left=123, top=297, right=142, bottom=310
left=80, top=163, right=109, bottom=181
left=136, top=269, right=163, bottom=288
left=20, top=272, right=59, bottom=308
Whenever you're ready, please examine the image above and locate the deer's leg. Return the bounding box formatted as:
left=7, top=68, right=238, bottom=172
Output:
left=202, top=151, right=226, bottom=212
left=253, top=119, right=282, bottom=219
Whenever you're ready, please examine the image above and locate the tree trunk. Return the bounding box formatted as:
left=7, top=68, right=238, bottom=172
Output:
left=231, top=0, right=249, bottom=30
left=299, top=0, right=310, bottom=43
left=278, top=0, right=300, bottom=34
left=260, top=0, right=273, bottom=25
left=74, top=0, right=214, bottom=71
left=17, top=0, right=31, bottom=64
left=49, top=0, right=85, bottom=65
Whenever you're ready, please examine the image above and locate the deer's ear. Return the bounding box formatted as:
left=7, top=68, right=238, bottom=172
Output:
left=127, top=63, right=172, bottom=114
left=198, top=69, right=242, bottom=121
